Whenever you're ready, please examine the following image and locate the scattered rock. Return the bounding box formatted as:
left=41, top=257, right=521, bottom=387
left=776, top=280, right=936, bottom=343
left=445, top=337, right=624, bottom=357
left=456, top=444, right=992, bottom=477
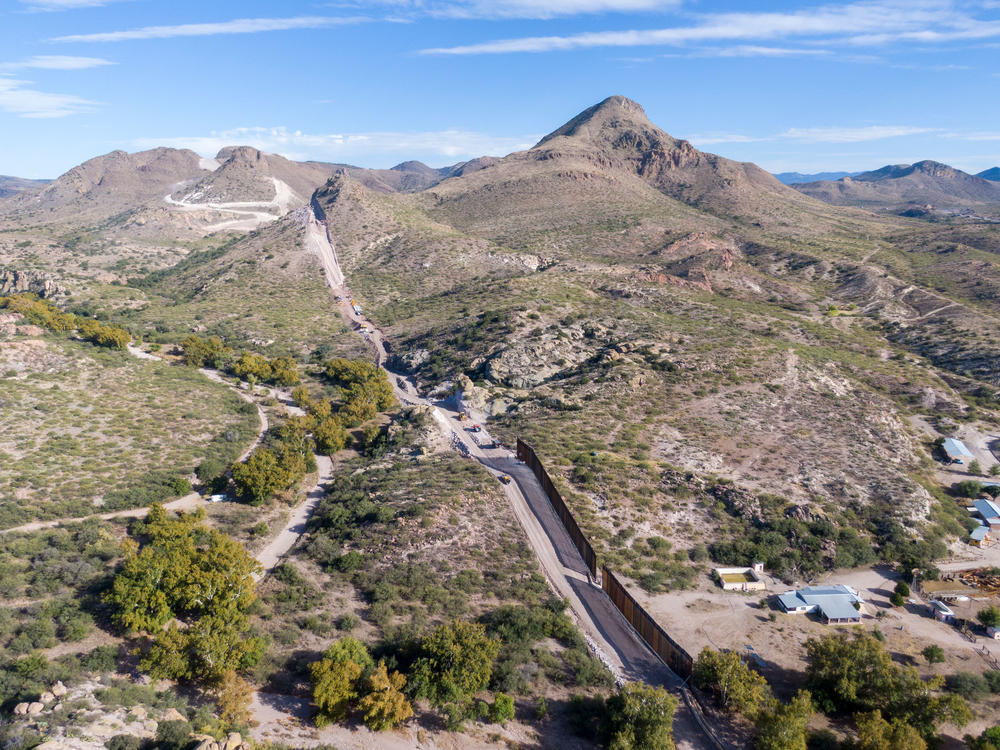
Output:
left=38, top=691, right=55, bottom=704
left=50, top=681, right=67, bottom=697
left=162, top=708, right=186, bottom=722
left=223, top=731, right=242, bottom=750
left=27, top=702, right=44, bottom=715
left=13, top=703, right=28, bottom=716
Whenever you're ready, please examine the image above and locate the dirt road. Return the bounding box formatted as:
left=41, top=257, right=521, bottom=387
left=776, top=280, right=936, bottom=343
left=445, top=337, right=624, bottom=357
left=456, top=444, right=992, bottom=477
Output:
left=303, top=203, right=714, bottom=750
left=163, top=177, right=301, bottom=232
left=253, top=455, right=331, bottom=578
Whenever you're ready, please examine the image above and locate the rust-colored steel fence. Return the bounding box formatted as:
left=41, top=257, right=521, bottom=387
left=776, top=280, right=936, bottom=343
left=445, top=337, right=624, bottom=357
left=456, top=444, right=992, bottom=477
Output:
left=516, top=439, right=598, bottom=579
left=602, top=567, right=694, bottom=679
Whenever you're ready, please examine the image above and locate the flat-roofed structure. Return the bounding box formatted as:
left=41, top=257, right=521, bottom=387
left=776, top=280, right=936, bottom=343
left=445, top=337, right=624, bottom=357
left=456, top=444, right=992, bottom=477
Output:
left=714, top=566, right=766, bottom=592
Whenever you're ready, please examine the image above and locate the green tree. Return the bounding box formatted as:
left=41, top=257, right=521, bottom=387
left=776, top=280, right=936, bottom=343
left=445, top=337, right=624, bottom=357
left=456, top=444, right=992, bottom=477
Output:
left=966, top=726, right=1000, bottom=750
left=105, top=505, right=263, bottom=685
left=231, top=448, right=286, bottom=505
left=805, top=630, right=969, bottom=740
left=893, top=581, right=910, bottom=598
left=890, top=592, right=905, bottom=607
left=981, top=607, right=1000, bottom=629
left=955, top=480, right=984, bottom=498
left=855, top=710, right=927, bottom=750
left=358, top=662, right=413, bottom=731
left=970, top=460, right=983, bottom=476
left=921, top=645, right=945, bottom=664
left=488, top=693, right=515, bottom=725
left=310, top=637, right=374, bottom=726
left=755, top=691, right=813, bottom=750
left=991, top=464, right=1000, bottom=478
left=411, top=620, right=501, bottom=707
left=693, top=647, right=770, bottom=718
left=604, top=682, right=677, bottom=750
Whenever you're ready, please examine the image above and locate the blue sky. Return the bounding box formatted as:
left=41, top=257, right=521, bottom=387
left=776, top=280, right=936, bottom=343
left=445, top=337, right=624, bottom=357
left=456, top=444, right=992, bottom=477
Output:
left=1, top=0, right=999, bottom=178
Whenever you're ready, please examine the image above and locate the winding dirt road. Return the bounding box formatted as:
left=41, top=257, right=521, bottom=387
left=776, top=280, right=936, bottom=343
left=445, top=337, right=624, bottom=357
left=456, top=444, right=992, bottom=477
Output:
left=303, top=203, right=714, bottom=749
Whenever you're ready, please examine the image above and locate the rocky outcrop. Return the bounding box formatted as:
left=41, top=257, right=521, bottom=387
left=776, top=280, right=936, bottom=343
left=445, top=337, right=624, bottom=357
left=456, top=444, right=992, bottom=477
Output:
left=0, top=268, right=58, bottom=297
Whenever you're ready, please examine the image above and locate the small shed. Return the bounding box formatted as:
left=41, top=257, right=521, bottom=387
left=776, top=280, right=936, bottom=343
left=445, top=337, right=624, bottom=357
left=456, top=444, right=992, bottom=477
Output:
left=988, top=626, right=1000, bottom=640
left=971, top=525, right=992, bottom=547
left=942, top=437, right=974, bottom=464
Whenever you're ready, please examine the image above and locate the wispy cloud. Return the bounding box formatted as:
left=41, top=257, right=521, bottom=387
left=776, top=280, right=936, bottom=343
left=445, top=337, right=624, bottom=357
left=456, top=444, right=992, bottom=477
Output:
left=690, top=125, right=938, bottom=145
left=50, top=16, right=366, bottom=43
left=779, top=125, right=938, bottom=142
left=133, top=126, right=538, bottom=165
left=0, top=55, right=114, bottom=71
left=20, top=0, right=122, bottom=10
left=331, top=0, right=680, bottom=20
left=0, top=77, right=97, bottom=118
left=419, top=0, right=1000, bottom=54
left=698, top=45, right=832, bottom=57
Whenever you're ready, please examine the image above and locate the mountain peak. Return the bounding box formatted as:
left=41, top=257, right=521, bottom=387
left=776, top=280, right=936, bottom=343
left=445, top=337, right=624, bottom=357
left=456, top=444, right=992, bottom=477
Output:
left=534, top=95, right=664, bottom=149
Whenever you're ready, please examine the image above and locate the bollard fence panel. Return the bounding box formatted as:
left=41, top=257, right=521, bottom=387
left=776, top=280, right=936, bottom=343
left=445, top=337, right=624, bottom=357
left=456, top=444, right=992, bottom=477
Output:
left=602, top=567, right=694, bottom=679
left=516, top=439, right=598, bottom=579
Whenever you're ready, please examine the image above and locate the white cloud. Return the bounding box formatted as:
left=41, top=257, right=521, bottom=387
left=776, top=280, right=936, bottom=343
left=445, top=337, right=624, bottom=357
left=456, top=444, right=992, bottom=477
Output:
left=0, top=77, right=97, bottom=118
left=419, top=0, right=1000, bottom=54
left=332, top=0, right=679, bottom=19
left=0, top=56, right=114, bottom=71
left=699, top=45, right=832, bottom=57
left=689, top=125, right=938, bottom=146
left=50, top=16, right=366, bottom=43
left=778, top=125, right=939, bottom=142
left=133, top=126, right=538, bottom=165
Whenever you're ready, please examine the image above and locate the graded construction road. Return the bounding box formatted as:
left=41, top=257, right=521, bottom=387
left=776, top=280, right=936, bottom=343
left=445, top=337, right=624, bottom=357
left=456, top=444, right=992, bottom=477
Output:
left=306, top=203, right=714, bottom=750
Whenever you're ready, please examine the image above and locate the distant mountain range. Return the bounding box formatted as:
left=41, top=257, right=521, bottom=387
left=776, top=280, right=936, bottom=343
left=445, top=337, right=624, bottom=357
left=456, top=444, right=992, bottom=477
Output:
left=0, top=175, right=49, bottom=199
left=773, top=171, right=859, bottom=185
left=791, top=160, right=1000, bottom=210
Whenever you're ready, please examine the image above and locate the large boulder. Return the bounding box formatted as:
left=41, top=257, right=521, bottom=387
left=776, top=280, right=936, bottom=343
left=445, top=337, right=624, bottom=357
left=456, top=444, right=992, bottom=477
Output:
left=50, top=681, right=67, bottom=697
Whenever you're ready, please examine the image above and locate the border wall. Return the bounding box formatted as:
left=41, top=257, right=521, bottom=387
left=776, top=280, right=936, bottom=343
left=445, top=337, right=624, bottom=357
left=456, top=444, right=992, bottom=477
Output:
left=602, top=567, right=695, bottom=679
left=516, top=438, right=598, bottom=579
left=514, top=439, right=694, bottom=681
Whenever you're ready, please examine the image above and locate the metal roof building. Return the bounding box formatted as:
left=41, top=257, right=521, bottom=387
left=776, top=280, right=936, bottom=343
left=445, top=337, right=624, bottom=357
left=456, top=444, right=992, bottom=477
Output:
left=942, top=438, right=975, bottom=463
left=974, top=498, right=1000, bottom=525
left=777, top=585, right=863, bottom=623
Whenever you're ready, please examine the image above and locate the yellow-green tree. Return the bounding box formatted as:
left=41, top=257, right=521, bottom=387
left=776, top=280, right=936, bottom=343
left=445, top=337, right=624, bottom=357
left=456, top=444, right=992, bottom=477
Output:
left=311, top=637, right=374, bottom=725
left=215, top=670, right=254, bottom=727
left=358, top=662, right=413, bottom=731
left=856, top=710, right=927, bottom=750
left=693, top=647, right=770, bottom=718
left=314, top=416, right=348, bottom=454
